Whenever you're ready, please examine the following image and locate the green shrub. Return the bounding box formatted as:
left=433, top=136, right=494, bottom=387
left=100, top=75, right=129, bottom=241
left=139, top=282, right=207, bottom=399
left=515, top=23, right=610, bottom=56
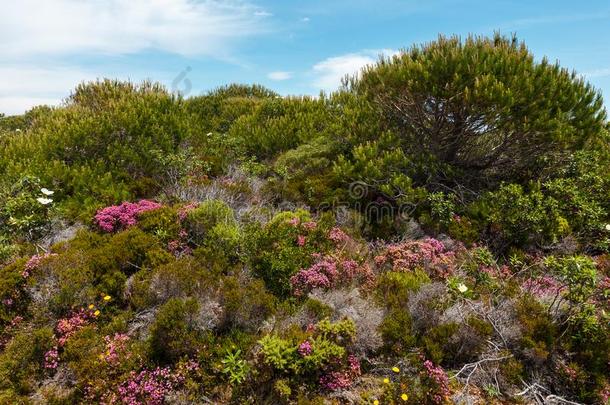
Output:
left=0, top=327, right=54, bottom=395
left=353, top=33, right=606, bottom=187
left=148, top=298, right=206, bottom=364
left=245, top=210, right=333, bottom=297
left=1, top=80, right=192, bottom=218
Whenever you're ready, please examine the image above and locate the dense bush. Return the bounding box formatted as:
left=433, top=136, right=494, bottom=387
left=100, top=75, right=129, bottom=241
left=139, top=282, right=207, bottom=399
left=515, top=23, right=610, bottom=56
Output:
left=352, top=34, right=607, bottom=187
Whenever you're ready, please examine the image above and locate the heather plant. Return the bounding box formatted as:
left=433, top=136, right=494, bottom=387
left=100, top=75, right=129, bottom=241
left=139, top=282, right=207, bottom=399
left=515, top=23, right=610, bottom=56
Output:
left=94, top=200, right=163, bottom=233
left=246, top=210, right=334, bottom=297
left=374, top=238, right=456, bottom=279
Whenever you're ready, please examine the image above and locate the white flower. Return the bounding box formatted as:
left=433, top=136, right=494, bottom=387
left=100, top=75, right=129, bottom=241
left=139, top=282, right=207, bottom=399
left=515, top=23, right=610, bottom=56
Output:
left=605, top=224, right=610, bottom=231
left=457, top=283, right=468, bottom=293
left=40, top=188, right=54, bottom=196
left=36, top=197, right=53, bottom=205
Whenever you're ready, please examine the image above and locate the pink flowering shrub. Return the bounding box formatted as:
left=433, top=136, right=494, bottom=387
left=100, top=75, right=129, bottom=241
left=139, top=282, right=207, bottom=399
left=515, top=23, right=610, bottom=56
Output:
left=167, top=229, right=192, bottom=257
left=40, top=308, right=95, bottom=372
left=22, top=252, right=58, bottom=278
left=522, top=275, right=565, bottom=297
left=56, top=308, right=95, bottom=346
left=89, top=360, right=200, bottom=405
left=95, top=200, right=162, bottom=233
left=117, top=367, right=177, bottom=405
left=44, top=346, right=59, bottom=369
left=290, top=255, right=373, bottom=296
left=319, top=355, right=361, bottom=391
left=177, top=202, right=198, bottom=221
left=101, top=333, right=131, bottom=365
left=421, top=359, right=450, bottom=404
left=375, top=238, right=456, bottom=279
left=328, top=227, right=350, bottom=244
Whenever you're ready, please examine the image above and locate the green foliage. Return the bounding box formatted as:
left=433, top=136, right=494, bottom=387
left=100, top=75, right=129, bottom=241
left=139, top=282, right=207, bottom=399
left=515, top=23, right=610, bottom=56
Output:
left=246, top=210, right=333, bottom=297
left=544, top=255, right=597, bottom=304
left=1, top=80, right=191, bottom=217
left=258, top=318, right=355, bottom=385
left=0, top=176, right=55, bottom=241
left=0, top=34, right=609, bottom=404
left=353, top=33, right=607, bottom=187
left=184, top=200, right=238, bottom=247
left=148, top=298, right=205, bottom=364
left=228, top=96, right=333, bottom=160
left=221, top=349, right=250, bottom=385
left=485, top=183, right=568, bottom=247
left=0, top=327, right=54, bottom=395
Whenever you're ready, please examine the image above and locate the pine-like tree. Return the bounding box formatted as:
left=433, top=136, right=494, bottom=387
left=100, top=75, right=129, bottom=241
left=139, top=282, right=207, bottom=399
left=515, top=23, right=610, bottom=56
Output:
left=352, top=34, right=607, bottom=187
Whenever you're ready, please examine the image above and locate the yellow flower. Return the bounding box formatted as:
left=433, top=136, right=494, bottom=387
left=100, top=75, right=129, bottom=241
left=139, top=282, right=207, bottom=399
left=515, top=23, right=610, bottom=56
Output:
left=94, top=310, right=100, bottom=316
left=373, top=400, right=379, bottom=405
left=392, top=366, right=400, bottom=373
left=401, top=393, right=408, bottom=401
left=103, top=295, right=111, bottom=301
left=383, top=378, right=390, bottom=384
left=88, top=304, right=95, bottom=309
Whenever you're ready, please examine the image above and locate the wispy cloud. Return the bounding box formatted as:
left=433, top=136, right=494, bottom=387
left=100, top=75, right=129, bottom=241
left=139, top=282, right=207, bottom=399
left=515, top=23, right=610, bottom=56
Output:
left=311, top=49, right=398, bottom=92
left=0, top=0, right=270, bottom=58
left=268, top=71, right=293, bottom=81
left=497, top=11, right=610, bottom=30
left=582, top=68, right=610, bottom=79
left=0, top=66, right=97, bottom=115
left=0, top=0, right=272, bottom=115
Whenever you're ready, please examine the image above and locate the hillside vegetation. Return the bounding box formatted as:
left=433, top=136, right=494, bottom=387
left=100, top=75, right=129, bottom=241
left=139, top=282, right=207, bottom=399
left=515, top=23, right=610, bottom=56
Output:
left=0, top=35, right=608, bottom=404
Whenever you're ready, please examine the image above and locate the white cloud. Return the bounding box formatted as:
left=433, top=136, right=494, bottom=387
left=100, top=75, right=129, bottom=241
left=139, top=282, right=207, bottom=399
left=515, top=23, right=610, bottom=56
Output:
left=301, top=17, right=310, bottom=22
left=0, top=66, right=100, bottom=115
left=254, top=10, right=273, bottom=17
left=582, top=68, right=610, bottom=79
left=268, top=71, right=293, bottom=81
left=311, top=49, right=398, bottom=92
left=0, top=65, right=177, bottom=115
left=0, top=0, right=269, bottom=58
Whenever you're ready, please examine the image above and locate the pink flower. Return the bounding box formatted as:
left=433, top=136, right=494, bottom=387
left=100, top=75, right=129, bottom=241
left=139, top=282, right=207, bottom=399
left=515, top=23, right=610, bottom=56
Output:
left=56, top=308, right=94, bottom=346
left=94, top=200, right=162, bottom=233
left=297, top=235, right=306, bottom=247
left=328, top=227, right=349, bottom=244
left=375, top=238, right=455, bottom=279
left=319, top=355, right=361, bottom=391
left=44, top=346, right=59, bottom=369
left=102, top=333, right=130, bottom=365
left=298, top=340, right=313, bottom=356
left=422, top=359, right=450, bottom=404
left=177, top=203, right=198, bottom=221
left=23, top=252, right=58, bottom=278
left=302, top=221, right=317, bottom=230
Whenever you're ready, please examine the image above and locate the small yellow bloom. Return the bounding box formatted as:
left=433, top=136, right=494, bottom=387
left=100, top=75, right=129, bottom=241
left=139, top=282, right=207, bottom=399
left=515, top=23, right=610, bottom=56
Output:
left=401, top=393, right=408, bottom=401
left=392, top=366, right=400, bottom=373
left=88, top=304, right=95, bottom=309
left=383, top=378, right=390, bottom=384
left=373, top=400, right=379, bottom=405
left=94, top=310, right=100, bottom=316
left=103, top=295, right=111, bottom=301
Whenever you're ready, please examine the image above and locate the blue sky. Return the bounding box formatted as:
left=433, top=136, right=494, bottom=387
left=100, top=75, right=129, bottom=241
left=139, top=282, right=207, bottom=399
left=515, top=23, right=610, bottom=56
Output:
left=1, top=0, right=609, bottom=115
